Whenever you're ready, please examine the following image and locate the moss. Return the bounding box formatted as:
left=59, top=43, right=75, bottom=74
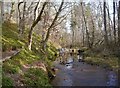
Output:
left=2, top=21, right=57, bottom=87
left=3, top=62, right=21, bottom=74
left=23, top=68, right=52, bottom=87
left=84, top=56, right=119, bottom=71
left=2, top=22, right=18, bottom=39
left=3, top=48, right=40, bottom=74
left=2, top=75, right=13, bottom=87
left=46, top=43, right=57, bottom=62
left=2, top=22, right=24, bottom=52
left=0, top=62, right=2, bottom=87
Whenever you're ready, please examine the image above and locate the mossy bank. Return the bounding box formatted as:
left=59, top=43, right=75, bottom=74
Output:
left=2, top=21, right=57, bottom=87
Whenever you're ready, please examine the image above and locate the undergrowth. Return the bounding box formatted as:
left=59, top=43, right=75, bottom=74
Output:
left=23, top=68, right=52, bottom=87
left=84, top=50, right=119, bottom=71
left=2, top=21, right=57, bottom=87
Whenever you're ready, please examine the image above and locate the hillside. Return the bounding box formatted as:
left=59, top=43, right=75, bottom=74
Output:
left=2, top=21, right=57, bottom=87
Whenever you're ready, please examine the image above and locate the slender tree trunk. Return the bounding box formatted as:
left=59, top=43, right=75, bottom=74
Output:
left=9, top=2, right=15, bottom=21
left=113, top=1, right=116, bottom=43
left=18, top=1, right=25, bottom=35
left=81, top=2, right=90, bottom=48
left=28, top=27, right=33, bottom=50
left=71, top=3, right=75, bottom=48
left=28, top=2, right=47, bottom=50
left=118, top=1, right=120, bottom=48
left=42, top=0, right=64, bottom=50
left=106, top=5, right=112, bottom=42
left=34, top=0, right=40, bottom=21
left=22, top=1, right=26, bottom=34
left=90, top=14, right=95, bottom=48
left=81, top=19, right=85, bottom=47
left=103, top=1, right=109, bottom=50
left=72, top=27, right=75, bottom=47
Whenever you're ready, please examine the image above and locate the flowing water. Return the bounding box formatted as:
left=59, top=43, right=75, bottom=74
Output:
left=51, top=55, right=118, bottom=87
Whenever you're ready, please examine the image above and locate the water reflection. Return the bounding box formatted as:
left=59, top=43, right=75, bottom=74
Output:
left=65, top=63, right=73, bottom=69
left=52, top=55, right=118, bottom=86
left=67, top=56, right=74, bottom=63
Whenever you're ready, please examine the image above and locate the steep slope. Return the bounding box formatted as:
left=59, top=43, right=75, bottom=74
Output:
left=2, top=21, right=57, bottom=87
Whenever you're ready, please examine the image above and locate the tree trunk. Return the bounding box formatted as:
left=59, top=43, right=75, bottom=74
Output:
left=113, top=1, right=116, bottom=43
left=103, top=1, right=109, bottom=50
left=81, top=2, right=90, bottom=48
left=22, top=1, right=26, bottom=34
left=28, top=2, right=47, bottom=50
left=42, top=0, right=64, bottom=50
left=106, top=5, right=112, bottom=42
left=9, top=2, right=15, bottom=21
left=81, top=18, right=85, bottom=47
left=28, top=27, right=33, bottom=50
left=90, top=14, right=95, bottom=48
left=118, top=1, right=120, bottom=48
left=34, top=0, right=40, bottom=21
left=18, top=1, right=26, bottom=36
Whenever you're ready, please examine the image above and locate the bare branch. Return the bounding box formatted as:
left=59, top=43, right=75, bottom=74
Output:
left=44, top=0, right=64, bottom=43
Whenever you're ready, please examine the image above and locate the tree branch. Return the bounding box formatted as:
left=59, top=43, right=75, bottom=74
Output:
left=44, top=0, right=64, bottom=43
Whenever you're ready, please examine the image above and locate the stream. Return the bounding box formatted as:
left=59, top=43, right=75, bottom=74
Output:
left=51, top=56, right=118, bottom=87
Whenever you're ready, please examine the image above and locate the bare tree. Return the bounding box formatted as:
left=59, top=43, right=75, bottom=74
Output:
left=34, top=0, right=40, bottom=21
left=18, top=1, right=26, bottom=35
left=113, top=1, right=116, bottom=43
left=42, top=0, right=64, bottom=50
left=28, top=1, right=48, bottom=50
left=90, top=12, right=95, bottom=48
left=81, top=17, right=85, bottom=47
left=9, top=2, right=15, bottom=21
left=81, top=2, right=90, bottom=48
left=103, top=0, right=109, bottom=50
left=118, top=1, right=120, bottom=48
left=106, top=5, right=112, bottom=41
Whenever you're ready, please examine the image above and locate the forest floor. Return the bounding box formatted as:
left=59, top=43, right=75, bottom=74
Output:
left=2, top=50, right=46, bottom=86
left=4, top=59, right=47, bottom=86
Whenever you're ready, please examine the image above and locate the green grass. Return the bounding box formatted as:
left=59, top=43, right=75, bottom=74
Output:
left=3, top=48, right=40, bottom=74
left=2, top=47, right=55, bottom=86
left=83, top=49, right=119, bottom=71
left=23, top=68, right=52, bottom=87
left=84, top=55, right=119, bottom=71
left=2, top=74, right=13, bottom=87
